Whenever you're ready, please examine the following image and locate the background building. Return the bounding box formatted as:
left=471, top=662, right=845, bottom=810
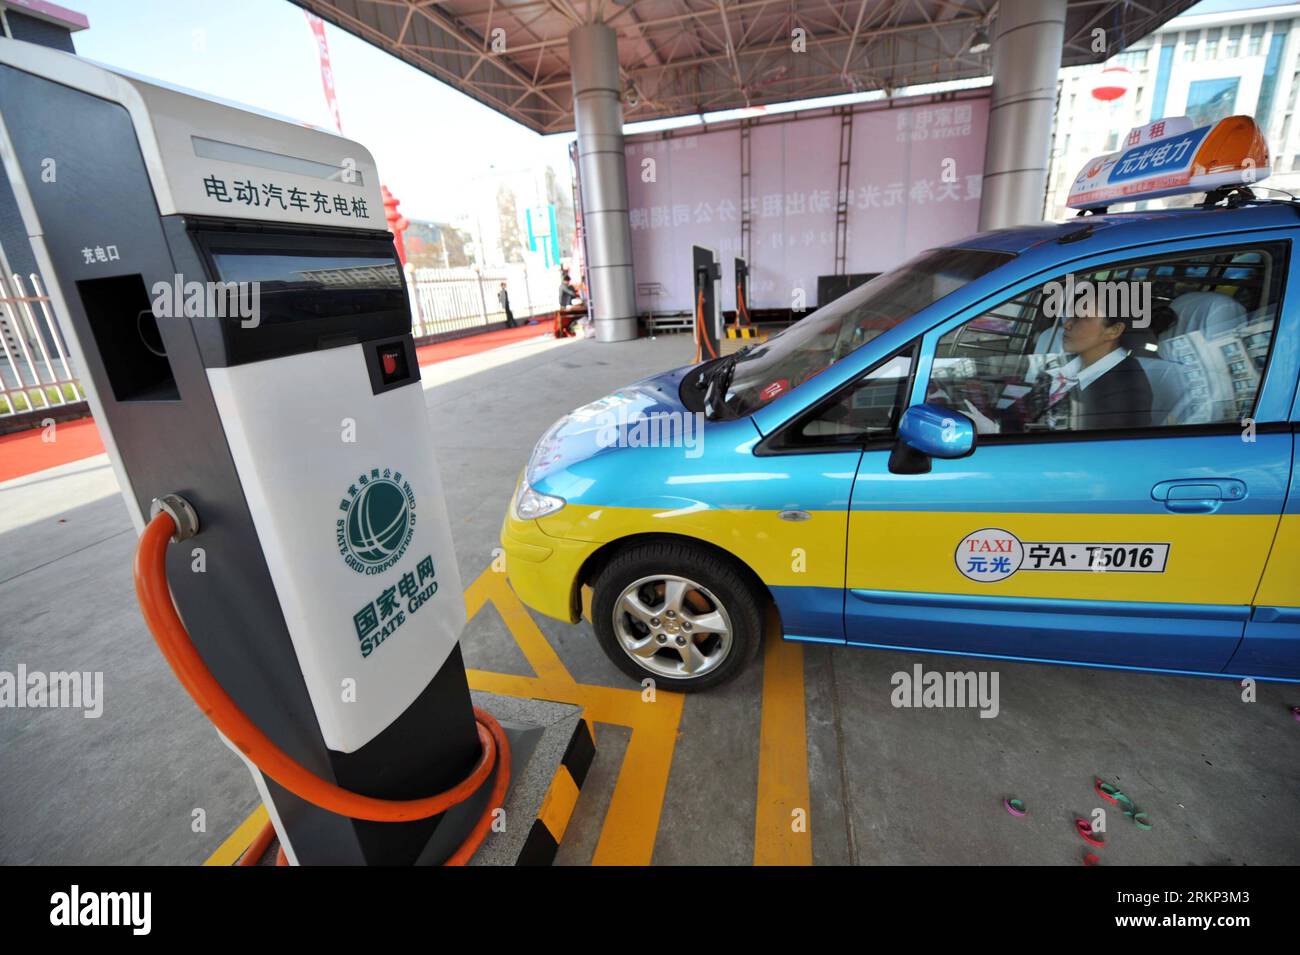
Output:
left=403, top=220, right=474, bottom=270
left=454, top=164, right=576, bottom=271
left=1046, top=1, right=1300, bottom=216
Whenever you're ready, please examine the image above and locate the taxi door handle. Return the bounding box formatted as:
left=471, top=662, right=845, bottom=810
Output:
left=1151, top=479, right=1246, bottom=513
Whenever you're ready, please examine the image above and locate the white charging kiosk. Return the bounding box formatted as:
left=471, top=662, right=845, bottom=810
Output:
left=0, top=38, right=486, bottom=864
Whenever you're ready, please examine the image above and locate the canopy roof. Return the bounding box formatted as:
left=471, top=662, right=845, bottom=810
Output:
left=292, top=1, right=1197, bottom=133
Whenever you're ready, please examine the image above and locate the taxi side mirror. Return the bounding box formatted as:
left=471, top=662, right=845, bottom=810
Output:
left=889, top=403, right=977, bottom=475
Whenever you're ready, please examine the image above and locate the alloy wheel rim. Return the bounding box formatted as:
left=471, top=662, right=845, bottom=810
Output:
left=611, top=574, right=734, bottom=680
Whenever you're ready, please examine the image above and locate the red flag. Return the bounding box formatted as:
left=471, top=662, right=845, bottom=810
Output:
left=304, top=11, right=343, bottom=133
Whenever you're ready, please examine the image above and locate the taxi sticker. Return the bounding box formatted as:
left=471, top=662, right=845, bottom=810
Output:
left=956, top=529, right=1170, bottom=582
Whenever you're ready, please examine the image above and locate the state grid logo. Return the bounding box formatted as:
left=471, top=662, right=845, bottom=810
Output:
left=336, top=468, right=416, bottom=576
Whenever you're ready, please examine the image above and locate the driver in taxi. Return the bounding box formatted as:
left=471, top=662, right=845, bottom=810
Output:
left=962, top=298, right=1154, bottom=434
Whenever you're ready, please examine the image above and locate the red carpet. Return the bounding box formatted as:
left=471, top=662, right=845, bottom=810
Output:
left=0, top=323, right=554, bottom=483
left=414, top=321, right=551, bottom=364
left=0, top=417, right=105, bottom=483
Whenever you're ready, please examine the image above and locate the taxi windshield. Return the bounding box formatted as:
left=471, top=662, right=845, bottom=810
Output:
left=690, top=247, right=1013, bottom=419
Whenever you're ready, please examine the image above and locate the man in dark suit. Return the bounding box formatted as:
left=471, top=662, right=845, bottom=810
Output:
left=498, top=281, right=516, bottom=328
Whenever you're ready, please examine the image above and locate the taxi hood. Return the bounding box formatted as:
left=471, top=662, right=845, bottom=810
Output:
left=525, top=365, right=696, bottom=485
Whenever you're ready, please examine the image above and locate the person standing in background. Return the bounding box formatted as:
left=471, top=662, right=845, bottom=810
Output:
left=498, top=281, right=516, bottom=328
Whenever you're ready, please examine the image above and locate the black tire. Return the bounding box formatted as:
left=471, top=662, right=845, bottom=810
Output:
left=590, top=540, right=766, bottom=692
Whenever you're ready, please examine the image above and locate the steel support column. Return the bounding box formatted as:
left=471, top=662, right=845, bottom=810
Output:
left=569, top=23, right=636, bottom=342
left=977, top=0, right=1067, bottom=230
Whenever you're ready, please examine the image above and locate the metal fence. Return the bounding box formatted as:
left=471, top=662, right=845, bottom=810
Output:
left=406, top=263, right=554, bottom=342
left=0, top=271, right=84, bottom=419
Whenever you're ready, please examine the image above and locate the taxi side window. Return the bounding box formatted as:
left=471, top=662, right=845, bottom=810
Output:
left=778, top=346, right=915, bottom=449
left=928, top=243, right=1286, bottom=436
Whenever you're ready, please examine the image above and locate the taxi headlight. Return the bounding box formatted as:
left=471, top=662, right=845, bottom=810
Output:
left=513, top=481, right=566, bottom=521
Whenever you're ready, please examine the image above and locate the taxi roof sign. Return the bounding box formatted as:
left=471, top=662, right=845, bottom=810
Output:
left=1067, top=115, right=1270, bottom=211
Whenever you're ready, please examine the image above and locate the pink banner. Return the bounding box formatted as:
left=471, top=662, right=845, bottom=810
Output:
left=624, top=94, right=989, bottom=312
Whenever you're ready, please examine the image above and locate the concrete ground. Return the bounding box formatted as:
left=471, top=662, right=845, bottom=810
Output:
left=1, top=332, right=1297, bottom=865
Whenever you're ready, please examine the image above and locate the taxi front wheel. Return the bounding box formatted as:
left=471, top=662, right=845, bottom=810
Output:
left=590, top=541, right=764, bottom=692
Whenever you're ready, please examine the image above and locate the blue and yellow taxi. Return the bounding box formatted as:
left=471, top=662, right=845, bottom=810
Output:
left=501, top=115, right=1300, bottom=691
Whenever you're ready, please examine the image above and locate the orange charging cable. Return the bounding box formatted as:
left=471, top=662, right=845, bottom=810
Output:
left=692, top=285, right=718, bottom=364
left=134, top=509, right=510, bottom=866
left=736, top=283, right=751, bottom=328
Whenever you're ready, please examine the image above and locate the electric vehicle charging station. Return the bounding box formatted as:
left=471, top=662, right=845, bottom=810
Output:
left=0, top=38, right=546, bottom=865
left=733, top=257, right=750, bottom=329
left=691, top=245, right=721, bottom=359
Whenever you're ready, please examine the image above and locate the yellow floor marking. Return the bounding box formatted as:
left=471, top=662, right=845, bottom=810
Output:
left=594, top=690, right=681, bottom=866
left=202, top=804, right=268, bottom=866
left=210, top=568, right=683, bottom=866
left=466, top=568, right=575, bottom=687
left=467, top=567, right=685, bottom=865
left=469, top=668, right=683, bottom=865
left=753, top=611, right=812, bottom=866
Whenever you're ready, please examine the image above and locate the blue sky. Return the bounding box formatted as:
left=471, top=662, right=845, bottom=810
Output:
left=66, top=0, right=573, bottom=224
